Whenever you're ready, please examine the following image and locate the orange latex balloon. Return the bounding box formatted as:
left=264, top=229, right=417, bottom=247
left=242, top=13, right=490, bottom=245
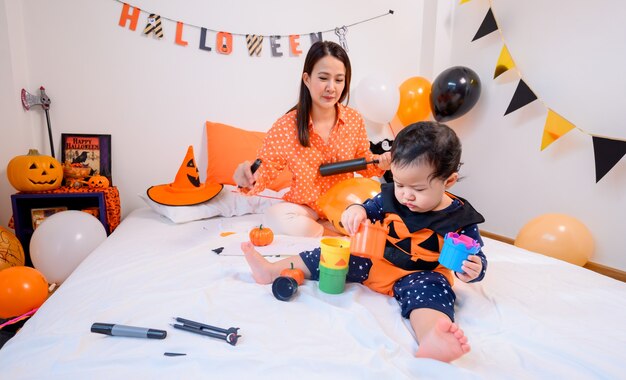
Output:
left=0, top=226, right=25, bottom=271
left=0, top=266, right=49, bottom=318
left=514, top=213, right=594, bottom=266
left=317, top=178, right=381, bottom=235
left=396, top=77, right=432, bottom=126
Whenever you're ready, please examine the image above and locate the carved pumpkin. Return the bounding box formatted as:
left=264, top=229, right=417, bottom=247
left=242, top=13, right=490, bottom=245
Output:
left=88, top=175, right=110, bottom=188
left=6, top=149, right=63, bottom=191
left=0, top=226, right=25, bottom=271
left=249, top=225, right=274, bottom=247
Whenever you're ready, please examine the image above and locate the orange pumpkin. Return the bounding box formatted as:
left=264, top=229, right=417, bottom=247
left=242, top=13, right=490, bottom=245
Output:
left=280, top=263, right=304, bottom=285
left=6, top=149, right=63, bottom=192
left=88, top=175, right=110, bottom=188
left=249, top=225, right=274, bottom=246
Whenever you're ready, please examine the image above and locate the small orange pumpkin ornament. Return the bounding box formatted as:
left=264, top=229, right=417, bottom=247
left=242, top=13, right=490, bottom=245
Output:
left=88, top=175, right=110, bottom=188
left=249, top=224, right=274, bottom=247
left=6, top=149, right=63, bottom=192
left=280, top=263, right=304, bottom=285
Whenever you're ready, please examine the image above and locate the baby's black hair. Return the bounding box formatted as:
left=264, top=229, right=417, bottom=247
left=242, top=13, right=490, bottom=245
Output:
left=390, top=121, right=462, bottom=181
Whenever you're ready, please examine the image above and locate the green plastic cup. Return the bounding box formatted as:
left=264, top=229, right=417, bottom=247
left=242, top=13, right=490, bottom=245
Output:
left=319, top=265, right=349, bottom=294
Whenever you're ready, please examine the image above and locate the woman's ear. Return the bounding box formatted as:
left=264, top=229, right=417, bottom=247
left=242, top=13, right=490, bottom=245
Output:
left=302, top=72, right=310, bottom=89
left=444, top=173, right=458, bottom=189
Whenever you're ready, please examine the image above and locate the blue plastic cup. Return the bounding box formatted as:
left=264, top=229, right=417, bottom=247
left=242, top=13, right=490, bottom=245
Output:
left=439, top=233, right=480, bottom=272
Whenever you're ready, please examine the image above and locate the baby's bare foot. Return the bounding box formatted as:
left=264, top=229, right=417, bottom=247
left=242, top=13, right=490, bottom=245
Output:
left=241, top=241, right=274, bottom=284
left=415, top=318, right=470, bottom=362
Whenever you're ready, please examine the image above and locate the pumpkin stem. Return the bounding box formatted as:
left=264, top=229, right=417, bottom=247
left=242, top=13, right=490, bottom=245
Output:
left=259, top=224, right=263, bottom=230
left=27, top=149, right=40, bottom=156
left=290, top=262, right=294, bottom=270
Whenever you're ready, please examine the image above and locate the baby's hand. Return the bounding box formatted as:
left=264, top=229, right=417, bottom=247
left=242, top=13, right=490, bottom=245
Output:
left=341, top=205, right=367, bottom=235
left=455, top=255, right=483, bottom=283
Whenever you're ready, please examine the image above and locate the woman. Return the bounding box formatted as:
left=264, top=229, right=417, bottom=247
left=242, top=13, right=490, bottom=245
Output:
left=234, top=41, right=390, bottom=237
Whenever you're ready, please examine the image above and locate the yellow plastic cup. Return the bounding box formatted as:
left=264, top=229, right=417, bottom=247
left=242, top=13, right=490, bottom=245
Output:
left=319, top=238, right=350, bottom=269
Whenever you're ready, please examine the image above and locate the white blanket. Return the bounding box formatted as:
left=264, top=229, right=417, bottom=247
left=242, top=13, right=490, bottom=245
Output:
left=1, top=208, right=624, bottom=379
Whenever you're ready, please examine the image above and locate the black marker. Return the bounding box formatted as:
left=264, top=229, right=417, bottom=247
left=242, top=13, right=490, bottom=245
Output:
left=91, top=323, right=167, bottom=339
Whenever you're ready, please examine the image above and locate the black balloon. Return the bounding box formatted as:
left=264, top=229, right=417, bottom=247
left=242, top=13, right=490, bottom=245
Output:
left=429, top=66, right=481, bottom=122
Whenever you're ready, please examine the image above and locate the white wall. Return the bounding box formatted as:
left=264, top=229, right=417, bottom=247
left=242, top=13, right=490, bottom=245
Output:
left=0, top=1, right=423, bottom=226
left=435, top=0, right=625, bottom=270
left=1, top=0, right=624, bottom=271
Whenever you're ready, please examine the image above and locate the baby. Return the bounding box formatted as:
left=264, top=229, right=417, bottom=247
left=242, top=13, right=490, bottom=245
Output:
left=242, top=121, right=486, bottom=362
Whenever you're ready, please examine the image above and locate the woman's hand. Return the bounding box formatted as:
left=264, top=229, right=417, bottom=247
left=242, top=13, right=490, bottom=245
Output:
left=455, top=255, right=483, bottom=283
left=374, top=152, right=391, bottom=171
left=341, top=205, right=367, bottom=236
left=233, top=160, right=256, bottom=189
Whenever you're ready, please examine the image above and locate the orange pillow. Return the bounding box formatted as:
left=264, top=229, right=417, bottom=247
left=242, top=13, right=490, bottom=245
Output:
left=205, top=121, right=292, bottom=191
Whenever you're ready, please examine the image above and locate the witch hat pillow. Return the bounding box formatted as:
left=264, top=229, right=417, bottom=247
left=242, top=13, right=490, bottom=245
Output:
left=147, top=145, right=223, bottom=206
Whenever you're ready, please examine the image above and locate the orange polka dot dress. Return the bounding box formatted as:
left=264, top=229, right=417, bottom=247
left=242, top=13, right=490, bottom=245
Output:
left=247, top=104, right=383, bottom=218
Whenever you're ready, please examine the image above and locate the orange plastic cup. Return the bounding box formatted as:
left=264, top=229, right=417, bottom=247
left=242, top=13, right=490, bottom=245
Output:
left=350, top=220, right=387, bottom=259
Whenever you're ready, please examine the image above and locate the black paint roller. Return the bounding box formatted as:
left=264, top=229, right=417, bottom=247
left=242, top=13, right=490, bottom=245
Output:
left=319, top=158, right=379, bottom=176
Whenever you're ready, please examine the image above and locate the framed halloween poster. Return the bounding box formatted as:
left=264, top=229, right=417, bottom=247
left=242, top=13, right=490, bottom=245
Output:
left=60, top=133, right=112, bottom=185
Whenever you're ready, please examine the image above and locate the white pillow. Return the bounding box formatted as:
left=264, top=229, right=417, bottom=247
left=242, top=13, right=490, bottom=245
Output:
left=140, top=185, right=288, bottom=223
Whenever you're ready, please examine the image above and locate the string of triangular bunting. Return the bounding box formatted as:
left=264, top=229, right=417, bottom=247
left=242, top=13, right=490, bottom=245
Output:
left=464, top=0, right=625, bottom=183
left=114, top=0, right=393, bottom=57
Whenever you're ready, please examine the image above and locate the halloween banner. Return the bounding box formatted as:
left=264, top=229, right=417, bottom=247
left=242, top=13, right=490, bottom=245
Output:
left=115, top=1, right=393, bottom=58
left=466, top=1, right=625, bottom=183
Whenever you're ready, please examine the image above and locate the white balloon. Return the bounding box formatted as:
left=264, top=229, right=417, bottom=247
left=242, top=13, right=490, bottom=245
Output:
left=30, top=210, right=107, bottom=284
left=353, top=74, right=400, bottom=124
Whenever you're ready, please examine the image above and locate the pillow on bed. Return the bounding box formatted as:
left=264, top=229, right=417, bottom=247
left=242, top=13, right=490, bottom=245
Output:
left=140, top=185, right=287, bottom=224
left=205, top=121, right=292, bottom=191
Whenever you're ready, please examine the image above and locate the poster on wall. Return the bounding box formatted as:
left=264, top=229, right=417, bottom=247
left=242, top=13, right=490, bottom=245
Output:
left=60, top=133, right=112, bottom=185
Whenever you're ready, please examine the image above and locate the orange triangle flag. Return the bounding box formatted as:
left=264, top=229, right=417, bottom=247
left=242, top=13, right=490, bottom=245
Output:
left=541, top=109, right=576, bottom=150
left=494, top=45, right=515, bottom=78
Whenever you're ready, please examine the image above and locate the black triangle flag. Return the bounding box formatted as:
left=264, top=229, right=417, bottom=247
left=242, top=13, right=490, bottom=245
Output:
left=472, top=8, right=498, bottom=41
left=504, top=80, right=538, bottom=115
left=592, top=136, right=626, bottom=182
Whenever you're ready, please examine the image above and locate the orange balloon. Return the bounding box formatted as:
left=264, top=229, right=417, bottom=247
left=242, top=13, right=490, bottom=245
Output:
left=0, top=266, right=49, bottom=318
left=396, top=76, right=432, bottom=126
left=514, top=213, right=594, bottom=266
left=317, top=178, right=381, bottom=235
left=0, top=226, right=25, bottom=271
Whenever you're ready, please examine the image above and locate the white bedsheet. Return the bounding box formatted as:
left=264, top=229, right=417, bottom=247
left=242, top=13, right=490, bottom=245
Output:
left=1, top=208, right=625, bottom=379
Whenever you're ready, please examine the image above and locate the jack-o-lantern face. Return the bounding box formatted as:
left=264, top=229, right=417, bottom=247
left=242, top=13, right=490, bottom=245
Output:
left=173, top=147, right=201, bottom=189
left=185, top=158, right=201, bottom=187
left=6, top=149, right=63, bottom=192
left=88, top=175, right=110, bottom=188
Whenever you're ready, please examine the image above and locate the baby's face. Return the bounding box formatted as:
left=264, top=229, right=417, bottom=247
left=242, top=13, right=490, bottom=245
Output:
left=391, top=162, right=451, bottom=213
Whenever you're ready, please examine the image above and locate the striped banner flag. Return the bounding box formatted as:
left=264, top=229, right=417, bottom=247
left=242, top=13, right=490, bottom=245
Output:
left=246, top=35, right=263, bottom=56
left=143, top=14, right=163, bottom=39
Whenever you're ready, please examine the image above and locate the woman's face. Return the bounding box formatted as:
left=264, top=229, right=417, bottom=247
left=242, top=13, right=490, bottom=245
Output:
left=303, top=55, right=346, bottom=112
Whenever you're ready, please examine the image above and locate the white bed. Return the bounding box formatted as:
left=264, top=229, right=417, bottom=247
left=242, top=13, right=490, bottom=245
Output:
left=1, top=206, right=625, bottom=379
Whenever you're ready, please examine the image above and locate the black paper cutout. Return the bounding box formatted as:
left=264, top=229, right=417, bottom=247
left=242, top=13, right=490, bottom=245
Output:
left=592, top=136, right=626, bottom=182
left=504, top=80, right=537, bottom=115
left=472, top=8, right=498, bottom=42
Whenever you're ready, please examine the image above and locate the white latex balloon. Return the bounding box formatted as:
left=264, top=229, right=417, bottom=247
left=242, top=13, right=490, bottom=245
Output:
left=30, top=210, right=107, bottom=284
left=353, top=74, right=400, bottom=124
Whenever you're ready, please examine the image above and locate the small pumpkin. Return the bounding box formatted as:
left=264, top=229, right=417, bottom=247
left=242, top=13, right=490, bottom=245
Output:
left=88, top=174, right=110, bottom=188
left=6, top=149, right=63, bottom=191
left=249, top=224, right=274, bottom=247
left=280, top=262, right=304, bottom=285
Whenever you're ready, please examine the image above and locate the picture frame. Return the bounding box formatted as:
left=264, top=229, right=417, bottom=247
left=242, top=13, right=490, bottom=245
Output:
left=31, top=206, right=68, bottom=230
left=60, top=133, right=112, bottom=185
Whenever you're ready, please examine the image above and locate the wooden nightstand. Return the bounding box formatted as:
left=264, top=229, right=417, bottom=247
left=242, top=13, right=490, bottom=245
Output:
left=10, top=186, right=121, bottom=266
